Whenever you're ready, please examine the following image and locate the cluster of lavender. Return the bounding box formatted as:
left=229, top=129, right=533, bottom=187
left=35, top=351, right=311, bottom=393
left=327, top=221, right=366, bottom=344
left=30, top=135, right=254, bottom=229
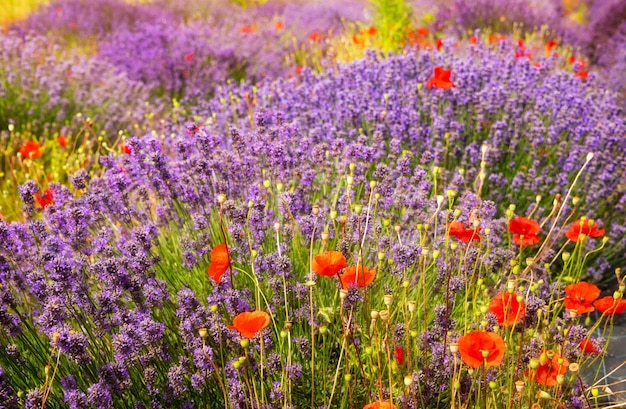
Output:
left=0, top=32, right=152, bottom=135
left=19, top=0, right=371, bottom=102
left=0, top=36, right=624, bottom=407
left=198, top=39, right=626, bottom=275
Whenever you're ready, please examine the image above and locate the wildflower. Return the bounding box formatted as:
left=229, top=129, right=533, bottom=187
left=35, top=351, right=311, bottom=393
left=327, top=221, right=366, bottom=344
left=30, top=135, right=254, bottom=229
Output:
left=394, top=346, right=404, bottom=365
left=275, top=20, right=284, bottom=31
left=208, top=244, right=230, bottom=284
left=469, top=36, right=478, bottom=44
left=448, top=221, right=481, bottom=243
left=527, top=350, right=568, bottom=386
left=184, top=53, right=194, bottom=62
left=488, top=292, right=526, bottom=326
left=120, top=143, right=132, bottom=155
left=339, top=265, right=376, bottom=289
left=509, top=217, right=540, bottom=246
left=19, top=141, right=42, bottom=159
left=364, top=26, right=377, bottom=36
left=458, top=330, right=505, bottom=368
left=426, top=67, right=455, bottom=89
left=308, top=32, right=321, bottom=42
left=34, top=188, right=54, bottom=209
left=228, top=311, right=271, bottom=338
left=363, top=402, right=397, bottom=409
left=240, top=25, right=256, bottom=34
left=575, top=70, right=588, bottom=80
left=579, top=339, right=599, bottom=354
left=594, top=296, right=626, bottom=315
left=57, top=136, right=69, bottom=147
left=564, top=282, right=600, bottom=314
left=565, top=219, right=605, bottom=242
left=545, top=40, right=558, bottom=56
left=312, top=251, right=348, bottom=277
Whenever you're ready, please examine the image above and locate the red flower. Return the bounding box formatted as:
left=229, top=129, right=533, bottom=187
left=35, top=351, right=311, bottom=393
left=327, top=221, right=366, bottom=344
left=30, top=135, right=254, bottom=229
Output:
left=575, top=70, right=588, bottom=80
left=564, top=282, right=600, bottom=314
left=228, top=310, right=271, bottom=338
left=34, top=188, right=54, bottom=209
left=426, top=66, right=455, bottom=89
left=240, top=25, right=256, bottom=34
left=565, top=219, right=605, bottom=242
left=594, top=296, right=626, bottom=315
left=339, top=265, right=376, bottom=289
left=416, top=27, right=429, bottom=36
left=208, top=244, right=230, bottom=284
left=435, top=38, right=443, bottom=50
left=19, top=141, right=42, bottom=159
left=275, top=20, right=284, bottom=31
left=120, top=143, right=132, bottom=155
left=448, top=221, right=481, bottom=243
left=57, top=136, right=69, bottom=147
left=312, top=251, right=348, bottom=277
left=364, top=26, right=377, bottom=36
left=526, top=350, right=568, bottom=386
left=579, top=339, right=599, bottom=354
left=458, top=331, right=506, bottom=368
left=469, top=36, right=478, bottom=44
left=309, top=32, right=321, bottom=42
left=545, top=40, right=558, bottom=56
left=185, top=53, right=194, bottom=62
left=509, top=217, right=540, bottom=246
left=363, top=402, right=397, bottom=409
left=488, top=292, right=526, bottom=326
left=394, top=346, right=404, bottom=366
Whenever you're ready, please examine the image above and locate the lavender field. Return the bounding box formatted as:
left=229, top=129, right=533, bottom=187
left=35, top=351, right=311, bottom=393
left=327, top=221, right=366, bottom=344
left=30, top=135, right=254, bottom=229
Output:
left=0, top=0, right=625, bottom=408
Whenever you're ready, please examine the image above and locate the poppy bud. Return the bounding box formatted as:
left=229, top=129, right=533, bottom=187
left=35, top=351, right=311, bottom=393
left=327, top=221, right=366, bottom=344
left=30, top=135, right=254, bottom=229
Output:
left=198, top=328, right=208, bottom=339
left=437, top=195, right=444, bottom=206
left=346, top=176, right=354, bottom=186
left=280, top=330, right=288, bottom=338
left=404, top=376, right=413, bottom=386
left=453, top=209, right=461, bottom=217
left=240, top=339, right=249, bottom=348
left=377, top=251, right=385, bottom=261
left=450, top=242, right=458, bottom=250
left=489, top=381, right=497, bottom=389
left=276, top=183, right=284, bottom=192
left=211, top=305, right=218, bottom=312
left=233, top=361, right=241, bottom=369
left=403, top=280, right=409, bottom=288
left=274, top=222, right=281, bottom=232
left=394, top=224, right=401, bottom=233
left=410, top=330, right=418, bottom=338
left=319, top=326, right=327, bottom=334
left=369, top=180, right=377, bottom=189
left=344, top=374, right=352, bottom=382
left=529, top=358, right=540, bottom=369
left=329, top=211, right=337, bottom=220
left=586, top=152, right=594, bottom=162
left=537, top=391, right=551, bottom=400
left=217, top=194, right=226, bottom=204
left=354, top=204, right=363, bottom=214
left=591, top=388, right=599, bottom=397
left=562, top=252, right=570, bottom=262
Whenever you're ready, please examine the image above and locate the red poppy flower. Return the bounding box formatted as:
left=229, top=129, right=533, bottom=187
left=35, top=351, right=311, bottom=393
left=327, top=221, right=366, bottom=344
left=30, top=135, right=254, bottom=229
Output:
left=240, top=25, right=256, bottom=33
left=564, top=282, right=600, bottom=314
left=458, top=331, right=505, bottom=368
left=34, top=188, right=54, bottom=209
left=545, top=40, right=558, bottom=56
left=352, top=34, right=364, bottom=46
left=509, top=217, right=540, bottom=246
left=365, top=26, right=377, bottom=36
left=594, top=296, right=626, bottom=315
left=426, top=67, right=455, bottom=89
left=575, top=70, right=588, bottom=80
left=120, top=143, right=132, bottom=155
left=275, top=20, right=284, bottom=31
left=208, top=244, right=230, bottom=284
left=488, top=292, right=526, bottom=326
left=185, top=53, right=194, bottom=62
left=309, top=32, right=321, bottom=42
left=469, top=36, right=478, bottom=44
left=57, top=136, right=69, bottom=147
left=339, top=265, right=376, bottom=289
left=579, top=339, right=599, bottom=354
left=312, top=251, right=348, bottom=277
left=448, top=221, right=481, bottom=243
left=228, top=310, right=271, bottom=338
left=19, top=141, right=42, bottom=159
left=435, top=38, right=443, bottom=50
left=565, top=219, right=605, bottom=242
left=395, top=346, right=404, bottom=366
left=363, top=402, right=397, bottom=409
left=526, top=350, right=568, bottom=386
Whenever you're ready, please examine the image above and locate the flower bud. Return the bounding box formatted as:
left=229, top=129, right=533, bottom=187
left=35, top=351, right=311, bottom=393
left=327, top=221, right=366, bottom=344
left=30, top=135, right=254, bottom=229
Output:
left=217, top=193, right=226, bottom=204
left=276, top=182, right=284, bottom=192
left=489, top=381, right=497, bottom=389
left=346, top=176, right=354, bottom=186
left=437, top=195, right=444, bottom=206
left=240, top=339, right=249, bottom=348
left=211, top=304, right=218, bottom=312
left=537, top=391, right=551, bottom=400
left=529, top=358, right=540, bottom=369
left=321, top=232, right=330, bottom=241
left=354, top=204, right=363, bottom=214
left=369, top=180, right=377, bottom=189
left=248, top=200, right=254, bottom=208
left=404, top=376, right=413, bottom=386
left=330, top=211, right=337, bottom=220
left=453, top=209, right=462, bottom=218
left=344, top=374, right=352, bottom=382
left=198, top=328, right=208, bottom=339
